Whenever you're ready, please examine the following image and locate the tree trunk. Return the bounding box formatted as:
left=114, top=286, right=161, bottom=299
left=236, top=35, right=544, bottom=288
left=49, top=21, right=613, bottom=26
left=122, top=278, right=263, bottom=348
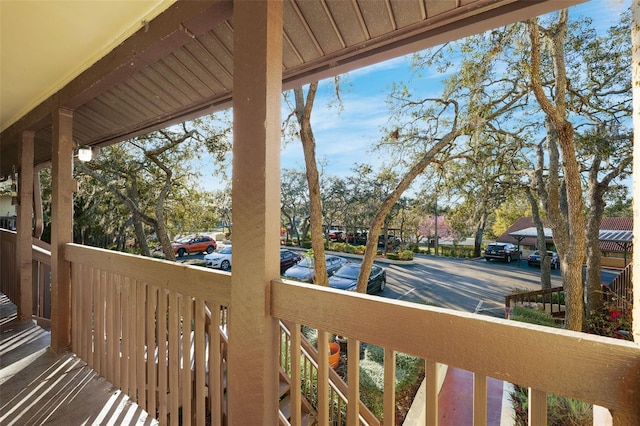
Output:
left=585, top=182, right=606, bottom=316
left=473, top=213, right=486, bottom=258
left=294, top=84, right=328, bottom=286
left=529, top=13, right=586, bottom=331
left=526, top=188, right=552, bottom=289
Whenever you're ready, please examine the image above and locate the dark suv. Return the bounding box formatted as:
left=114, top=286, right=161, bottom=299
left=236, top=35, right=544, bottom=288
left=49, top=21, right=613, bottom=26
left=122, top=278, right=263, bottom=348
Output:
left=484, top=243, right=521, bottom=263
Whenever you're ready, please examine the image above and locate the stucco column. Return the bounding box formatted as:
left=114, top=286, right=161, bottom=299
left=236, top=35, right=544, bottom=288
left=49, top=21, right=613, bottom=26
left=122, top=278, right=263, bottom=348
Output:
left=17, top=130, right=35, bottom=321
left=227, top=1, right=283, bottom=424
left=51, top=107, right=74, bottom=352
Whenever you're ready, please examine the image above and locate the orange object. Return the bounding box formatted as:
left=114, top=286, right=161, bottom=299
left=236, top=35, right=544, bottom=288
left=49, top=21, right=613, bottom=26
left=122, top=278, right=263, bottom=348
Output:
left=328, top=342, right=340, bottom=369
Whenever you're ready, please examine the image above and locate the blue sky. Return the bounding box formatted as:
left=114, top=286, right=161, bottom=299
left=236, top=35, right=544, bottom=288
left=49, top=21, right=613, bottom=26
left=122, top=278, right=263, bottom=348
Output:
left=199, top=0, right=630, bottom=193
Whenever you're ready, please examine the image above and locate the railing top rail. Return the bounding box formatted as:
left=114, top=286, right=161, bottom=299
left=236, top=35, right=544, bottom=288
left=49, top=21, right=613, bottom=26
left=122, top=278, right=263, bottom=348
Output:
left=32, top=238, right=51, bottom=252
left=271, top=279, right=640, bottom=417
left=506, top=286, right=564, bottom=299
left=65, top=243, right=231, bottom=303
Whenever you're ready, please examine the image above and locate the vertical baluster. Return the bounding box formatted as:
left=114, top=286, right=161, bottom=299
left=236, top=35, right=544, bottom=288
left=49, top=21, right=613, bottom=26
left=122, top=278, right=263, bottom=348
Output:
left=528, top=388, right=547, bottom=426
left=113, top=274, right=122, bottom=389
left=98, top=270, right=107, bottom=375
left=92, top=267, right=101, bottom=371
left=106, top=272, right=115, bottom=383
left=127, top=279, right=138, bottom=401
left=346, top=338, right=360, bottom=426
left=473, top=373, right=487, bottom=426
left=121, top=277, right=130, bottom=396
left=194, top=298, right=205, bottom=426
left=169, top=292, right=180, bottom=426
left=425, top=360, right=439, bottom=426
left=182, top=295, right=193, bottom=426
left=290, top=322, right=301, bottom=426
left=384, top=348, right=396, bottom=425
left=210, top=303, right=222, bottom=426
left=146, top=285, right=158, bottom=419
left=136, top=282, right=146, bottom=409
left=317, top=330, right=329, bottom=425
left=158, top=289, right=168, bottom=422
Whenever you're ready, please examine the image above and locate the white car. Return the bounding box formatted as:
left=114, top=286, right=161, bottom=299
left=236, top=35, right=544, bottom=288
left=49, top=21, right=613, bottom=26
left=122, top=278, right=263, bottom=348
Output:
left=204, top=245, right=232, bottom=271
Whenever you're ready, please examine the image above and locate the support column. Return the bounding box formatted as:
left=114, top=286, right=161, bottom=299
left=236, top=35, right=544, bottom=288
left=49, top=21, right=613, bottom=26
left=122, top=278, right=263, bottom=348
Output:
left=17, top=130, right=35, bottom=321
left=228, top=1, right=282, bottom=424
left=51, top=107, right=74, bottom=352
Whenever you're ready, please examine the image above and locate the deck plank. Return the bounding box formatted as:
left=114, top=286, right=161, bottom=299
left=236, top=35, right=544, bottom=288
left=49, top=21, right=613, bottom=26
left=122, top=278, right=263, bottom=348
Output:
left=0, top=292, right=157, bottom=425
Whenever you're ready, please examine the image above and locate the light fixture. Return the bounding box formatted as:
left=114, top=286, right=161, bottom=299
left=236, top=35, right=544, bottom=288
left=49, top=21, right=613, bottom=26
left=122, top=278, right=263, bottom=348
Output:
left=77, top=146, right=93, bottom=162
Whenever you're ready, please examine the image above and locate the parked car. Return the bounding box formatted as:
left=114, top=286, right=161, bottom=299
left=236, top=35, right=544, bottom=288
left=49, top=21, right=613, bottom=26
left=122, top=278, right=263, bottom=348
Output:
left=527, top=250, right=559, bottom=269
left=328, top=230, right=345, bottom=241
left=484, top=243, right=521, bottom=263
left=328, top=263, right=387, bottom=294
left=280, top=249, right=302, bottom=273
left=172, top=235, right=217, bottom=257
left=282, top=254, right=348, bottom=283
left=204, top=245, right=232, bottom=270
left=378, top=234, right=401, bottom=249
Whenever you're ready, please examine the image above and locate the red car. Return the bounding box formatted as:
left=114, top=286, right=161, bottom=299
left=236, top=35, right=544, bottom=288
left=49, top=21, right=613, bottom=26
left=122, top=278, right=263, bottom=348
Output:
left=172, top=235, right=217, bottom=257
left=280, top=249, right=302, bottom=273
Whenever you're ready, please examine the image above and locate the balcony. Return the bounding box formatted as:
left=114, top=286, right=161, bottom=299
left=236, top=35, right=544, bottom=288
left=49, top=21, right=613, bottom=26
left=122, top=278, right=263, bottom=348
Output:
left=1, top=229, right=638, bottom=425
left=1, top=1, right=639, bottom=425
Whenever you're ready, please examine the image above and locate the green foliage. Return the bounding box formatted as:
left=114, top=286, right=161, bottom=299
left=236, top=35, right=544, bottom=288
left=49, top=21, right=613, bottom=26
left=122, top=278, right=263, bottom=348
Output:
left=511, top=384, right=592, bottom=426
left=586, top=302, right=633, bottom=341
left=509, top=306, right=559, bottom=328
left=328, top=242, right=366, bottom=255
left=358, top=344, right=424, bottom=420
left=385, top=250, right=414, bottom=261
left=491, top=198, right=532, bottom=238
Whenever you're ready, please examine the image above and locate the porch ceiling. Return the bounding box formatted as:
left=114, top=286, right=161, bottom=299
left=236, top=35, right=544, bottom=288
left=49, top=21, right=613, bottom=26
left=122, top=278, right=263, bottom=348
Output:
left=0, top=0, right=584, bottom=178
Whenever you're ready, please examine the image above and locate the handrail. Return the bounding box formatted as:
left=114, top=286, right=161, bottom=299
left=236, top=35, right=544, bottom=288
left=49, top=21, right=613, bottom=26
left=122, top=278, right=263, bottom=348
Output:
left=272, top=279, right=640, bottom=421
left=504, top=286, right=565, bottom=319
left=0, top=230, right=51, bottom=326
left=606, top=263, right=633, bottom=308
left=279, top=320, right=380, bottom=426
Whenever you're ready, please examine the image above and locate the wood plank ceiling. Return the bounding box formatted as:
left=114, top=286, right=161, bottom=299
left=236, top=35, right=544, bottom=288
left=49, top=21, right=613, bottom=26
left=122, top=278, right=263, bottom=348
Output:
left=0, top=0, right=583, bottom=178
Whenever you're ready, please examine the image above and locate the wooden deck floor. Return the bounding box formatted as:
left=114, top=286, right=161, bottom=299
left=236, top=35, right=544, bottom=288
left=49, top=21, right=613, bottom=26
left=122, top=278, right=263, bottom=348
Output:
left=0, top=293, right=157, bottom=425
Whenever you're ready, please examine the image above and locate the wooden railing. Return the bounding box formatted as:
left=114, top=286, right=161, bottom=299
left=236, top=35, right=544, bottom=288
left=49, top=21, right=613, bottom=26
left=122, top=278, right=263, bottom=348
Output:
left=14, top=241, right=636, bottom=425
left=0, top=216, right=17, bottom=231
left=279, top=321, right=380, bottom=426
left=606, top=263, right=633, bottom=308
left=31, top=238, right=51, bottom=327
left=0, top=229, right=18, bottom=303
left=504, top=286, right=565, bottom=319
left=272, top=279, right=640, bottom=425
left=65, top=243, right=231, bottom=426
left=0, top=229, right=52, bottom=326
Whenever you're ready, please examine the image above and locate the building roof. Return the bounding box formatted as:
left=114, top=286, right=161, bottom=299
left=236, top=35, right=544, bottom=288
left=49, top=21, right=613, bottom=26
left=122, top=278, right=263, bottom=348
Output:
left=499, top=216, right=633, bottom=253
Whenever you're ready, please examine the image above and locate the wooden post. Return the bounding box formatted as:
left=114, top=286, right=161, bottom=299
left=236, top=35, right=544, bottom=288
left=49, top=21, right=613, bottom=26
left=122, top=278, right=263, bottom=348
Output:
left=228, top=1, right=283, bottom=424
left=17, top=130, right=35, bottom=321
left=51, top=107, right=75, bottom=352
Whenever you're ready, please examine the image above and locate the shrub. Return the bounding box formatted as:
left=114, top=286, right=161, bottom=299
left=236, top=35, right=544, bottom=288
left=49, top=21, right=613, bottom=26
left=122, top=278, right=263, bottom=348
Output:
left=302, top=240, right=312, bottom=249
left=510, top=306, right=558, bottom=327
left=586, top=303, right=633, bottom=341
left=511, top=384, right=592, bottom=426
left=397, top=250, right=414, bottom=260
left=358, top=344, right=423, bottom=420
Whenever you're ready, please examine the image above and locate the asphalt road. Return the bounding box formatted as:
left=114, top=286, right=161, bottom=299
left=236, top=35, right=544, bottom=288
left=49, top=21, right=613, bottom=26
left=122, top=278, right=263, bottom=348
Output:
left=180, top=250, right=621, bottom=319
left=376, top=255, right=621, bottom=318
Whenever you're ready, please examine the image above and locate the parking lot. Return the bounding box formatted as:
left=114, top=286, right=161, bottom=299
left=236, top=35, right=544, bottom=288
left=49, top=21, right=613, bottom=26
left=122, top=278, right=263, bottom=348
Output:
left=180, top=249, right=621, bottom=318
